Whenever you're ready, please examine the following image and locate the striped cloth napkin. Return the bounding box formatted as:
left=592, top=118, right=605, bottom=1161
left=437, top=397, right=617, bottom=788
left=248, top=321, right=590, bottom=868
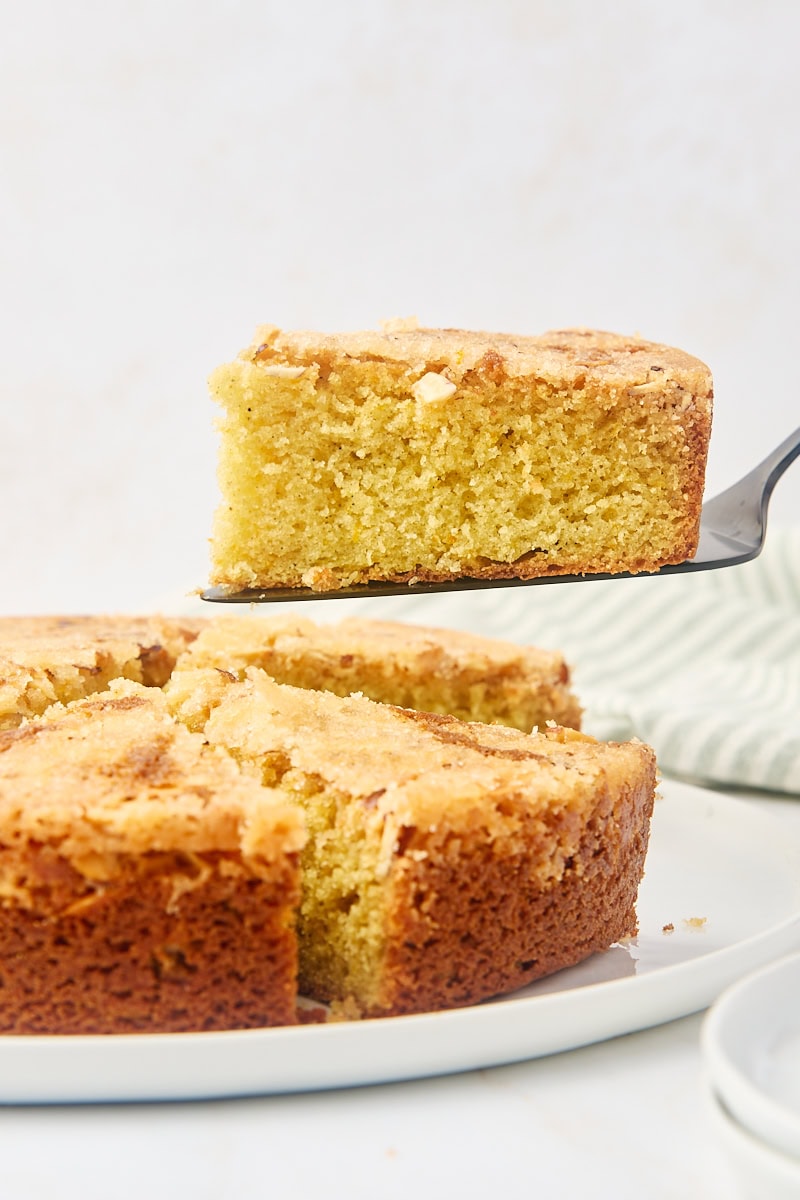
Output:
left=337, top=527, right=800, bottom=796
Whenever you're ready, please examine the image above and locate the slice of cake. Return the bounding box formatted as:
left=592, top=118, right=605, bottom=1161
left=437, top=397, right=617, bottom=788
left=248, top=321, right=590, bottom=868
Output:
left=0, top=681, right=304, bottom=1034
left=167, top=667, right=656, bottom=1018
left=0, top=614, right=207, bottom=729
left=208, top=322, right=713, bottom=591
left=175, top=614, right=582, bottom=732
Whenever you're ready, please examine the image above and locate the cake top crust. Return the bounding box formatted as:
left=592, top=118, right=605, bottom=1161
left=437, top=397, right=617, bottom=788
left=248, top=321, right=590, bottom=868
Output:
left=167, top=667, right=654, bottom=836
left=0, top=681, right=304, bottom=882
left=0, top=615, right=209, bottom=728
left=0, top=615, right=206, bottom=673
left=333, top=617, right=569, bottom=678
left=178, top=614, right=571, bottom=685
left=240, top=323, right=713, bottom=402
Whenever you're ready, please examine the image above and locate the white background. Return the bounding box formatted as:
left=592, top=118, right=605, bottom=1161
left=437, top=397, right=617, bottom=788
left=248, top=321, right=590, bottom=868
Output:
left=1, top=0, right=798, bottom=616
left=2, top=8, right=800, bottom=1196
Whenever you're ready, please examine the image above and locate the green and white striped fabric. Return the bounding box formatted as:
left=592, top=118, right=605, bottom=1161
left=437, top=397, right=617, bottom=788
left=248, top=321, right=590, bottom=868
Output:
left=335, top=527, right=800, bottom=796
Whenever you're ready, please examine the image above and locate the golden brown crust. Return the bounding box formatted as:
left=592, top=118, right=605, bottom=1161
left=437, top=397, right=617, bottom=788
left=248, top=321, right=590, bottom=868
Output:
left=248, top=324, right=713, bottom=397
left=0, top=614, right=208, bottom=729
left=175, top=614, right=582, bottom=732
left=169, top=669, right=623, bottom=831
left=0, top=854, right=299, bottom=1033
left=0, top=681, right=303, bottom=872
left=367, top=773, right=653, bottom=1015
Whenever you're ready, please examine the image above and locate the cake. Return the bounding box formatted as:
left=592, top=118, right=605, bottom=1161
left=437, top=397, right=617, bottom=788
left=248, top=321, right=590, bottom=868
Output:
left=0, top=614, right=206, bottom=730
left=0, top=681, right=304, bottom=1034
left=0, top=614, right=652, bottom=1031
left=208, top=322, right=713, bottom=591
left=166, top=666, right=656, bottom=1018
left=175, top=614, right=582, bottom=732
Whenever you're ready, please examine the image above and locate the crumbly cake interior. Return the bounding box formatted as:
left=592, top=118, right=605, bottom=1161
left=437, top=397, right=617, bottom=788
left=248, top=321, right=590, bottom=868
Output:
left=166, top=667, right=655, bottom=1016
left=177, top=614, right=582, bottom=732
left=167, top=668, right=399, bottom=1008
left=209, top=325, right=713, bottom=589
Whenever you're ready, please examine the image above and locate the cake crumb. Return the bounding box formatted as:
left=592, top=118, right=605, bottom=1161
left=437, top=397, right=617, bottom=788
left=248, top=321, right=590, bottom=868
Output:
left=411, top=371, right=457, bottom=404
left=296, top=1003, right=328, bottom=1025
left=662, top=922, right=675, bottom=934
left=327, top=995, right=364, bottom=1022
left=261, top=364, right=306, bottom=379
left=301, top=566, right=340, bottom=591
left=682, top=916, right=707, bottom=930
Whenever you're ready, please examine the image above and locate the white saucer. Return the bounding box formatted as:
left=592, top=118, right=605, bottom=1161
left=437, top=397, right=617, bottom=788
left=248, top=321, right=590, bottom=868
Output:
left=702, top=952, right=800, bottom=1162
left=706, top=1088, right=800, bottom=1200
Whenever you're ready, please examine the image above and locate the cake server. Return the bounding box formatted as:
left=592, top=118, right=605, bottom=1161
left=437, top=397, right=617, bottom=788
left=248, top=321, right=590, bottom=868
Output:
left=202, top=425, right=800, bottom=604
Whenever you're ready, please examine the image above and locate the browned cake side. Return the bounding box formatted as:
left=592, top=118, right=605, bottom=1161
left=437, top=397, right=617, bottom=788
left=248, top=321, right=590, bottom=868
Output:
left=175, top=614, right=582, bottom=731
left=0, top=860, right=301, bottom=1035
left=0, top=614, right=208, bottom=730
left=375, top=716, right=652, bottom=1015
left=0, top=681, right=304, bottom=1034
left=167, top=667, right=656, bottom=1018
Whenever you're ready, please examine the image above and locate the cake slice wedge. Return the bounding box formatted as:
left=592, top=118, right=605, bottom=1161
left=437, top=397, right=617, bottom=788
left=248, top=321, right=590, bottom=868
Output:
left=208, top=323, right=713, bottom=591
left=0, top=681, right=304, bottom=1034
left=167, top=667, right=656, bottom=1018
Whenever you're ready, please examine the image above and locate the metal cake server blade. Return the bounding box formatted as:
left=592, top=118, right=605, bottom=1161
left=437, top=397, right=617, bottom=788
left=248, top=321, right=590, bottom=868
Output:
left=202, top=426, right=800, bottom=605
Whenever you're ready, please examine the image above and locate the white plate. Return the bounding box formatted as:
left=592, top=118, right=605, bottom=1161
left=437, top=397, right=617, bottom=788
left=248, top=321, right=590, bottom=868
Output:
left=702, top=952, right=800, bottom=1161
left=2, top=779, right=799, bottom=1105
